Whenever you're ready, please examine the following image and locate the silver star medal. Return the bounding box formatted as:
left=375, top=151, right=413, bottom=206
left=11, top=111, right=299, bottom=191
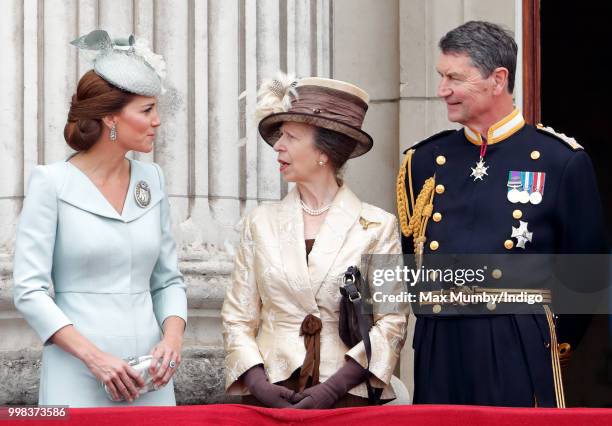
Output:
left=511, top=220, right=533, bottom=249
left=134, top=180, right=151, bottom=208
left=470, top=158, right=489, bottom=181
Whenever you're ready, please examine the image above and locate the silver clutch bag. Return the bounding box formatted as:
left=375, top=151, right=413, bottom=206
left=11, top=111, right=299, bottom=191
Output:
left=103, top=355, right=164, bottom=401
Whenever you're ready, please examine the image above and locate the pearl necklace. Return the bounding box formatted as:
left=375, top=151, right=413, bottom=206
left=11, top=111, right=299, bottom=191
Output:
left=300, top=199, right=330, bottom=216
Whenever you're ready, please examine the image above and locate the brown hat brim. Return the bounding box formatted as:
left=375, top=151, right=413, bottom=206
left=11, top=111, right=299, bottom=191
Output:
left=258, top=112, right=374, bottom=158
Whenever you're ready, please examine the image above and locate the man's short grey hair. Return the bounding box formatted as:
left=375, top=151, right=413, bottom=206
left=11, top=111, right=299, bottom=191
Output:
left=439, top=21, right=518, bottom=93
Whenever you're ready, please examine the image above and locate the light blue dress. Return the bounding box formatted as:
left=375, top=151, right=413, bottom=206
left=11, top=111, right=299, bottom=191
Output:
left=13, top=158, right=188, bottom=407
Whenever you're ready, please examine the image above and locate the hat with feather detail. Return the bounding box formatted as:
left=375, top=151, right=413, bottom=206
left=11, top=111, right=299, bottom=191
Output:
left=256, top=73, right=373, bottom=158
left=70, top=29, right=166, bottom=97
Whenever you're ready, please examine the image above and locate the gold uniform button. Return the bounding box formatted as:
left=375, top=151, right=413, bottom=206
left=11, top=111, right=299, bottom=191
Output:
left=436, top=155, right=446, bottom=166
left=435, top=184, right=445, bottom=194
left=531, top=150, right=541, bottom=160
left=559, top=343, right=571, bottom=356
left=432, top=304, right=442, bottom=314
left=429, top=241, right=439, bottom=251
left=492, top=269, right=503, bottom=279
left=486, top=301, right=497, bottom=311
left=504, top=239, right=514, bottom=250
left=429, top=270, right=439, bottom=281
left=512, top=209, right=523, bottom=220
left=433, top=212, right=442, bottom=222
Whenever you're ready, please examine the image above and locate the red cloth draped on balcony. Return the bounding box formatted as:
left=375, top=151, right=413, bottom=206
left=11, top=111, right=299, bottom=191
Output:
left=3, top=404, right=612, bottom=426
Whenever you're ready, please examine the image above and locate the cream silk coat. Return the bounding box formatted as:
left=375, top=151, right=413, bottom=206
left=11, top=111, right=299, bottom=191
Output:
left=222, top=185, right=407, bottom=399
left=13, top=159, right=187, bottom=407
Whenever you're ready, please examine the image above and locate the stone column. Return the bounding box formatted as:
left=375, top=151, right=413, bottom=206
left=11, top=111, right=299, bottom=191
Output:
left=256, top=0, right=283, bottom=202
left=0, top=0, right=24, bottom=255
left=333, top=0, right=400, bottom=219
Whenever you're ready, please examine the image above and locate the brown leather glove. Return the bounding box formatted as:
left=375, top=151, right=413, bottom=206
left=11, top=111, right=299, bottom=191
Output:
left=294, top=358, right=368, bottom=409
left=241, top=365, right=299, bottom=408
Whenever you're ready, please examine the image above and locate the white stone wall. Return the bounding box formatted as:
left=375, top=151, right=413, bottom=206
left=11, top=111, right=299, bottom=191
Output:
left=333, top=0, right=401, bottom=214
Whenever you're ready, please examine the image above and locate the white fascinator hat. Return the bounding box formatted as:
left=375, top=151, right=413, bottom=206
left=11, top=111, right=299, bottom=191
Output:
left=70, top=29, right=166, bottom=97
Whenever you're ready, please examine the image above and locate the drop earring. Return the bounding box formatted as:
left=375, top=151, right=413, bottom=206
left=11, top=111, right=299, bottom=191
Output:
left=110, top=123, right=117, bottom=142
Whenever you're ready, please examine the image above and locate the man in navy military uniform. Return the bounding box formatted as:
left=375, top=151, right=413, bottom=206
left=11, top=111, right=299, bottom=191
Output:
left=397, top=21, right=609, bottom=407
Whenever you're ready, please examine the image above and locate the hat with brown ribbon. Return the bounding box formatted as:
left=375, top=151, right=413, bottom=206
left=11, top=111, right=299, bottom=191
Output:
left=256, top=73, right=373, bottom=158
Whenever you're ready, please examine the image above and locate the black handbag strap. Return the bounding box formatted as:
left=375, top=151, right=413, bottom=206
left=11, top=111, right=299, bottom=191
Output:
left=342, top=266, right=383, bottom=404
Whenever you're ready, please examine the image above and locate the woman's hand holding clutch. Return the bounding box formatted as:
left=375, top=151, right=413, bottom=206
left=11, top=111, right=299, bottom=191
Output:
left=149, top=315, right=186, bottom=388
left=86, top=351, right=145, bottom=402
left=149, top=334, right=182, bottom=389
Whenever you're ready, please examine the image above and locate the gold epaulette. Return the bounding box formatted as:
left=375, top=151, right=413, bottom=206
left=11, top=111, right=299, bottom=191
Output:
left=396, top=149, right=436, bottom=254
left=396, top=149, right=415, bottom=238
left=536, top=124, right=583, bottom=151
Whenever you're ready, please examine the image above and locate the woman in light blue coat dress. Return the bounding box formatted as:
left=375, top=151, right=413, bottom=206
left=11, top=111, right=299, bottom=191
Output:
left=13, top=30, right=187, bottom=407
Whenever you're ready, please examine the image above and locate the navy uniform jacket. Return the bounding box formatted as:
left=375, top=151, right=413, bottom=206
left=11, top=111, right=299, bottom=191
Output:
left=398, top=109, right=609, bottom=407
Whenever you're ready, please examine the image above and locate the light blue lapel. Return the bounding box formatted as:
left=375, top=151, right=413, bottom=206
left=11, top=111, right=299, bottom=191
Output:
left=121, top=160, right=163, bottom=222
left=59, top=158, right=163, bottom=223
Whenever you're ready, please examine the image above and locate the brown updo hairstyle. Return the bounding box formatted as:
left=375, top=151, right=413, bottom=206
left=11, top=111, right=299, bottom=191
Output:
left=313, top=127, right=358, bottom=176
left=64, top=70, right=136, bottom=151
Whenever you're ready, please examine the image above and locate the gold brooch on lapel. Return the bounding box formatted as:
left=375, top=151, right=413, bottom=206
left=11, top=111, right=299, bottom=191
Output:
left=134, top=180, right=151, bottom=208
left=359, top=217, right=381, bottom=230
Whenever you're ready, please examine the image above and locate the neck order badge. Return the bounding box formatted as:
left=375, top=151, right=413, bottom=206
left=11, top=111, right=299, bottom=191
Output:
left=470, top=141, right=489, bottom=181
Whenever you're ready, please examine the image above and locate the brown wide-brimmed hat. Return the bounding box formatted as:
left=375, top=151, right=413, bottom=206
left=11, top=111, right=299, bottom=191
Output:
left=257, top=76, right=373, bottom=158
